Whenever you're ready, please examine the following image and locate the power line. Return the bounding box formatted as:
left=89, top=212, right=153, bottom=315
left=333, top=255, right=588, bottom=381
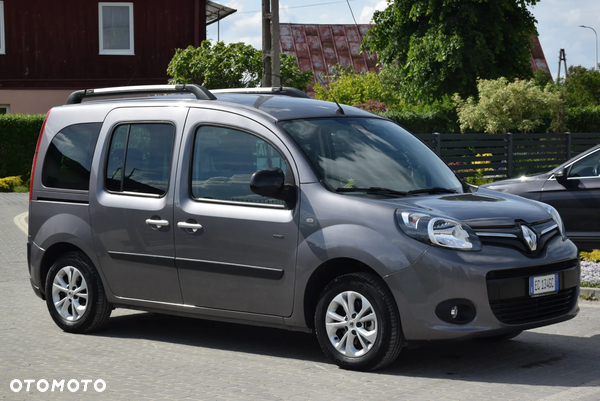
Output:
left=237, top=0, right=356, bottom=15
left=346, top=0, right=359, bottom=27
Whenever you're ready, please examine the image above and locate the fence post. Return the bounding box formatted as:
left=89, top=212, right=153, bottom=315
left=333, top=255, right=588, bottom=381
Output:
left=506, top=132, right=513, bottom=178
left=564, top=132, right=571, bottom=160
left=433, top=132, right=441, bottom=156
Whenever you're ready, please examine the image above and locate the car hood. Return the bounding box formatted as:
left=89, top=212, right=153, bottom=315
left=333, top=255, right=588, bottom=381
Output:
left=382, top=188, right=552, bottom=228
left=480, top=173, right=550, bottom=199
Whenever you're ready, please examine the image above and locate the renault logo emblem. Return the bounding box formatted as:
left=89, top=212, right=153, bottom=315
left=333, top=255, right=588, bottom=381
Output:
left=521, top=225, right=538, bottom=251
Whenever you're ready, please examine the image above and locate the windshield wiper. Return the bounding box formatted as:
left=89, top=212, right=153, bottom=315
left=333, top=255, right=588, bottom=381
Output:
left=406, top=187, right=458, bottom=195
left=335, top=187, right=408, bottom=197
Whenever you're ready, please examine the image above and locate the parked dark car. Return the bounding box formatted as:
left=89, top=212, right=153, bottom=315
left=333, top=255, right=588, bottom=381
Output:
left=482, top=145, right=600, bottom=251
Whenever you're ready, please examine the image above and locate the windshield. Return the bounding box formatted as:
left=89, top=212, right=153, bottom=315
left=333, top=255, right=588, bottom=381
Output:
left=280, top=118, right=462, bottom=194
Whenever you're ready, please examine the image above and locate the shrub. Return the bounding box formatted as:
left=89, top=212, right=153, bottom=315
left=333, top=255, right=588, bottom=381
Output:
left=0, top=114, right=45, bottom=178
left=566, top=106, right=600, bottom=133
left=354, top=100, right=388, bottom=113
left=313, top=68, right=400, bottom=109
left=581, top=250, right=600, bottom=263
left=380, top=101, right=460, bottom=134
left=0, top=176, right=23, bottom=192
left=454, top=77, right=565, bottom=134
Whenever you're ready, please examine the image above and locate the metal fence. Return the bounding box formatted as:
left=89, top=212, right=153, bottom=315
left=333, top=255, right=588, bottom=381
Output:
left=414, top=132, right=600, bottom=181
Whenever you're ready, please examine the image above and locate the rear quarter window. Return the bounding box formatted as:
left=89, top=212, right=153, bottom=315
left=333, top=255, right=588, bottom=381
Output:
left=41, top=123, right=102, bottom=190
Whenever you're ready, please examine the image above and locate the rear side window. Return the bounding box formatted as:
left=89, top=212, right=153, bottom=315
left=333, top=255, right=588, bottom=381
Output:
left=105, top=123, right=174, bottom=196
left=191, top=126, right=288, bottom=205
left=41, top=123, right=102, bottom=190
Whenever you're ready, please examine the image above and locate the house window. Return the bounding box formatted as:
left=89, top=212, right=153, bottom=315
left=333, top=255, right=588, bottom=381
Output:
left=0, top=105, right=9, bottom=114
left=99, top=2, right=134, bottom=55
left=0, top=1, right=5, bottom=55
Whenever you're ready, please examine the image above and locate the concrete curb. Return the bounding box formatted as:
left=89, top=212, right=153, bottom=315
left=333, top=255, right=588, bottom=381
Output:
left=13, top=212, right=27, bottom=235
left=580, top=287, right=599, bottom=299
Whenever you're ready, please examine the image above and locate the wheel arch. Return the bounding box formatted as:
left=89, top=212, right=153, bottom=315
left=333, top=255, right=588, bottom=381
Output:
left=38, top=242, right=97, bottom=299
left=302, top=258, right=395, bottom=330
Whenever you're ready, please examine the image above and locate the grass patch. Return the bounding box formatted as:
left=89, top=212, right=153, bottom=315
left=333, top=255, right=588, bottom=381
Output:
left=12, top=185, right=29, bottom=193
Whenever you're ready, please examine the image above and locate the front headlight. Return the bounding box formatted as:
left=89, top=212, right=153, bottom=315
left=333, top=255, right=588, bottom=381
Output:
left=396, top=210, right=482, bottom=251
left=543, top=204, right=566, bottom=240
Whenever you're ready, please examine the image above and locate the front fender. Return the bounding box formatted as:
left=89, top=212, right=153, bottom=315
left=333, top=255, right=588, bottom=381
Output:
left=297, top=223, right=415, bottom=278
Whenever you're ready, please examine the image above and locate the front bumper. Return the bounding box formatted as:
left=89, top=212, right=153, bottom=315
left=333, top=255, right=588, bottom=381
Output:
left=384, top=235, right=580, bottom=341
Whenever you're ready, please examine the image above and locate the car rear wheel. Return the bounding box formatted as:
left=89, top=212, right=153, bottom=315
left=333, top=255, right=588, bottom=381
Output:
left=45, top=252, right=111, bottom=333
left=314, top=272, right=403, bottom=371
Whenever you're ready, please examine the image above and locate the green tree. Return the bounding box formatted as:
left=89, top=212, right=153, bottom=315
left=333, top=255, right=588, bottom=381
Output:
left=363, top=0, right=539, bottom=103
left=167, top=41, right=312, bottom=91
left=563, top=66, right=600, bottom=107
left=454, top=77, right=565, bottom=133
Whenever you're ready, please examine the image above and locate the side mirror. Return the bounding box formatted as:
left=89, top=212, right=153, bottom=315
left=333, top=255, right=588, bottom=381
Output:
left=554, top=167, right=568, bottom=183
left=250, top=168, right=296, bottom=208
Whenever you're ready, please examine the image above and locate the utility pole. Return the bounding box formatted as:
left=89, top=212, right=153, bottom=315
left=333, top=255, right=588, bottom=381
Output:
left=557, top=49, right=568, bottom=83
left=262, top=0, right=280, bottom=87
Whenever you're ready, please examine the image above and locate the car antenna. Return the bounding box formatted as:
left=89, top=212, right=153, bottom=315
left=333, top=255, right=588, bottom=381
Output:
left=316, top=72, right=345, bottom=115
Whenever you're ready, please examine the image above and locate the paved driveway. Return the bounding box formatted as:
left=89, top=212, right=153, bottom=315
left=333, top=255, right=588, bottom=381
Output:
left=1, top=193, right=599, bottom=400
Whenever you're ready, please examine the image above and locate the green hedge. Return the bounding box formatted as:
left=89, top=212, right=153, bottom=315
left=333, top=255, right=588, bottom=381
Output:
left=379, top=109, right=460, bottom=134
left=566, top=106, right=600, bottom=133
left=0, top=114, right=45, bottom=178
left=380, top=106, right=600, bottom=134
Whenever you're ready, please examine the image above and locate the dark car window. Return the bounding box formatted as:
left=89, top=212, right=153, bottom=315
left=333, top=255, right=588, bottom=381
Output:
left=105, top=123, right=174, bottom=196
left=191, top=125, right=288, bottom=205
left=569, top=149, right=600, bottom=178
left=41, top=123, right=102, bottom=190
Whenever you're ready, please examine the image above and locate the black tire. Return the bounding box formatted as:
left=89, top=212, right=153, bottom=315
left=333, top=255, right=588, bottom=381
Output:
left=44, top=252, right=111, bottom=333
left=314, top=272, right=403, bottom=371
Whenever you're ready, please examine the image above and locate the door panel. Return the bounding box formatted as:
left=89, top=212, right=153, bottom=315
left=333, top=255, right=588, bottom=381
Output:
left=541, top=149, right=600, bottom=240
left=174, top=109, right=299, bottom=317
left=89, top=107, right=188, bottom=303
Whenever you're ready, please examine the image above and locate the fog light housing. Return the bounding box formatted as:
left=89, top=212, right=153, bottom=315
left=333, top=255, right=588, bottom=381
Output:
left=435, top=299, right=476, bottom=324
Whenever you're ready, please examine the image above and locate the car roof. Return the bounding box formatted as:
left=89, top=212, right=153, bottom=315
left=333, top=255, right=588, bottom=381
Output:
left=64, top=84, right=376, bottom=122
left=211, top=93, right=374, bottom=120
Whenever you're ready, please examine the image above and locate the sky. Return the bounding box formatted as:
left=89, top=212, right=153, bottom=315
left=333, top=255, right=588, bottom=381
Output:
left=206, top=0, right=600, bottom=80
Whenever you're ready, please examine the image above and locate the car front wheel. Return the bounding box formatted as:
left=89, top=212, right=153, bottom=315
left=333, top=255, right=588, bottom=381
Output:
left=314, top=272, right=403, bottom=371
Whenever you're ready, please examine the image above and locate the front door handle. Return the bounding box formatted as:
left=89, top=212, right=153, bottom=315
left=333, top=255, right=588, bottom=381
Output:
left=177, top=221, right=203, bottom=233
left=145, top=219, right=169, bottom=228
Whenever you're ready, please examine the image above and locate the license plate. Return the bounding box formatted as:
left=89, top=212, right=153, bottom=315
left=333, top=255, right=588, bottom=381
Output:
left=529, top=274, right=559, bottom=296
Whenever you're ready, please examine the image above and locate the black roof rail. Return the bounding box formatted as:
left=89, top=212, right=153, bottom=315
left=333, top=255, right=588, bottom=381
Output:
left=65, top=84, right=216, bottom=104
left=211, top=87, right=310, bottom=98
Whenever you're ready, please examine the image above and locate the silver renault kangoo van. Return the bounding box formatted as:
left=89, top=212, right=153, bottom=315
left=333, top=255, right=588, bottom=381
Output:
left=28, top=85, right=579, bottom=371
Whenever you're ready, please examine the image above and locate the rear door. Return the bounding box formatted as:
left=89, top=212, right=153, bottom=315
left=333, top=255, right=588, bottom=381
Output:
left=173, top=108, right=300, bottom=317
left=89, top=107, right=187, bottom=303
